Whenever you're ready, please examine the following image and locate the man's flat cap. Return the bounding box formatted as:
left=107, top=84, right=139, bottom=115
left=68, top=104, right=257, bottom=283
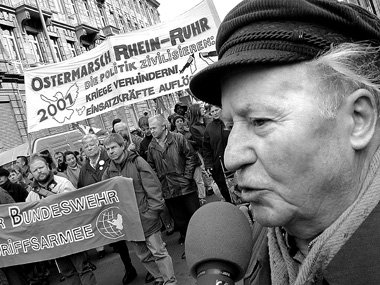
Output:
left=189, top=0, right=380, bottom=106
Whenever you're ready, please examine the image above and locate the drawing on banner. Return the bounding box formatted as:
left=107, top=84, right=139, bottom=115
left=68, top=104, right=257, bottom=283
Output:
left=39, top=83, right=80, bottom=124
left=199, top=50, right=217, bottom=65
left=96, top=206, right=125, bottom=240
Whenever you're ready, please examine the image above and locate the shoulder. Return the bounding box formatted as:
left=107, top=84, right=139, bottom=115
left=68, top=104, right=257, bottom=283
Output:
left=54, top=175, right=76, bottom=192
left=26, top=191, right=40, bottom=202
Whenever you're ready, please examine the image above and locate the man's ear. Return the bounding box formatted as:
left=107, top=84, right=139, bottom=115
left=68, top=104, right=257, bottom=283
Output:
left=347, top=89, right=378, bottom=150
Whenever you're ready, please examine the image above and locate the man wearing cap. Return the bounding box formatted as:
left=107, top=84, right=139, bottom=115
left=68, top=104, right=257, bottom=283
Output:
left=190, top=0, right=380, bottom=284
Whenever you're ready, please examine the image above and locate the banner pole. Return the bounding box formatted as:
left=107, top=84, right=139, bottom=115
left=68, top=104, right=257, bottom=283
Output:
left=205, top=0, right=221, bottom=27
left=36, top=0, right=58, bottom=63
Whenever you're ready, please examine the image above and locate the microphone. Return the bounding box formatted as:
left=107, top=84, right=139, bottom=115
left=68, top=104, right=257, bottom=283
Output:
left=185, top=202, right=254, bottom=285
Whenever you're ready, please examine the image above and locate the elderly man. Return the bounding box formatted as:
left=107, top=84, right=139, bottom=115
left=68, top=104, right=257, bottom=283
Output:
left=189, top=0, right=380, bottom=284
left=147, top=115, right=199, bottom=248
left=77, top=134, right=140, bottom=285
left=27, top=154, right=97, bottom=285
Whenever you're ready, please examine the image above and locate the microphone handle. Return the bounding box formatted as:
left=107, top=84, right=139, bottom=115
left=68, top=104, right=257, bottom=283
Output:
left=196, top=261, right=235, bottom=285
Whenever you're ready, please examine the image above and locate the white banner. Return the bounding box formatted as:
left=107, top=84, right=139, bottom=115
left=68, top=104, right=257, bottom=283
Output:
left=25, top=1, right=219, bottom=132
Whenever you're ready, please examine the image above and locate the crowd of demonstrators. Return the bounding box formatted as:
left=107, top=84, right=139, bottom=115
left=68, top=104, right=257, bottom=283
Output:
left=147, top=114, right=200, bottom=257
left=103, top=133, right=177, bottom=285
left=0, top=100, right=236, bottom=284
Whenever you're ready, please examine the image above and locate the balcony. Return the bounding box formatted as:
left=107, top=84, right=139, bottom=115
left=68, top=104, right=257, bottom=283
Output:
left=72, top=13, right=100, bottom=44
left=14, top=0, right=52, bottom=32
left=102, top=24, right=120, bottom=37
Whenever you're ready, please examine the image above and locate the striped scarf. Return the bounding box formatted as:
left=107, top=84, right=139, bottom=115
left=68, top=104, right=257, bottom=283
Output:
left=268, top=147, right=380, bottom=285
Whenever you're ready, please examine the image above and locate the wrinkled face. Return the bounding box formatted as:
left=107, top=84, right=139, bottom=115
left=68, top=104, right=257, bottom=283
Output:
left=82, top=138, right=100, bottom=158
left=30, top=160, right=51, bottom=183
left=54, top=153, right=63, bottom=163
left=210, top=106, right=221, bottom=120
left=221, top=63, right=355, bottom=233
left=65, top=154, right=77, bottom=168
left=149, top=119, right=166, bottom=139
left=105, top=142, right=124, bottom=162
left=175, top=118, right=184, bottom=131
left=0, top=176, right=7, bottom=185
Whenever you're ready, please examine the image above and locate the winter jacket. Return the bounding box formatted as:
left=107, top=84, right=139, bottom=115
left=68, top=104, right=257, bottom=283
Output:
left=77, top=148, right=110, bottom=188
left=102, top=151, right=164, bottom=237
left=189, top=121, right=206, bottom=152
left=0, top=187, right=15, bottom=204
left=1, top=179, right=28, bottom=202
left=202, top=118, right=230, bottom=170
left=26, top=175, right=75, bottom=202
left=139, top=135, right=153, bottom=161
left=147, top=132, right=198, bottom=199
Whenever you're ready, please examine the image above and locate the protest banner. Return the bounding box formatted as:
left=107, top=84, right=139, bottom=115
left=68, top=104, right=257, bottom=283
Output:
left=0, top=177, right=145, bottom=267
left=24, top=0, right=219, bottom=132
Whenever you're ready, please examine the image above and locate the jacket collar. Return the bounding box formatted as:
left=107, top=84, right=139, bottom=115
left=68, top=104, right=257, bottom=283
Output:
left=108, top=150, right=138, bottom=172
left=324, top=201, right=380, bottom=284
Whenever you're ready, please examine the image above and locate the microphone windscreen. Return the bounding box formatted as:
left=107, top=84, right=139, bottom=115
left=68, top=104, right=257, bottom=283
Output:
left=185, top=201, right=254, bottom=281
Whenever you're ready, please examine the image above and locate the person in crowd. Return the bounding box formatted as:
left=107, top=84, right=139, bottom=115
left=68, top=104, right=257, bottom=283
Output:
left=63, top=150, right=82, bottom=187
left=111, top=118, right=122, bottom=133
left=0, top=187, right=27, bottom=285
left=168, top=102, right=188, bottom=131
left=114, top=121, right=143, bottom=153
left=103, top=133, right=177, bottom=285
left=54, top=151, right=67, bottom=173
left=138, top=116, right=153, bottom=161
left=0, top=166, right=28, bottom=202
left=172, top=115, right=193, bottom=142
left=189, top=0, right=380, bottom=284
left=15, top=155, right=31, bottom=185
left=188, top=103, right=213, bottom=204
left=147, top=115, right=199, bottom=250
left=26, top=154, right=97, bottom=285
left=139, top=115, right=176, bottom=235
left=202, top=104, right=213, bottom=126
left=77, top=134, right=150, bottom=284
left=202, top=105, right=232, bottom=203
left=8, top=165, right=32, bottom=193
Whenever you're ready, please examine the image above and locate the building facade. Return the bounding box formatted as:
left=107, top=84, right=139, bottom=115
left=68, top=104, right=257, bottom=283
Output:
left=0, top=0, right=185, bottom=154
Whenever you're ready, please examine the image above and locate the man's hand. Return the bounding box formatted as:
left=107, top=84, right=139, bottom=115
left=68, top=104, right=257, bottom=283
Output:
left=127, top=143, right=136, bottom=151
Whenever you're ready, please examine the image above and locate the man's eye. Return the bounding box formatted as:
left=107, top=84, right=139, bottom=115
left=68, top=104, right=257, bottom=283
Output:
left=251, top=118, right=270, bottom=127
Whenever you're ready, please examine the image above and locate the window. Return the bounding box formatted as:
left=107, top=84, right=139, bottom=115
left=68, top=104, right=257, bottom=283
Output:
left=2, top=28, right=20, bottom=61
left=99, top=6, right=106, bottom=26
left=83, top=0, right=90, bottom=16
left=53, top=0, right=63, bottom=12
left=27, top=33, right=44, bottom=63
left=51, top=37, right=63, bottom=61
left=119, top=15, right=125, bottom=32
left=133, top=0, right=140, bottom=13
left=127, top=19, right=133, bottom=31
left=68, top=41, right=77, bottom=57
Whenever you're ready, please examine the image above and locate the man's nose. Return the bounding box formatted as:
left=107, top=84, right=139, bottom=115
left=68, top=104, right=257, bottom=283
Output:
left=224, top=123, right=257, bottom=172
